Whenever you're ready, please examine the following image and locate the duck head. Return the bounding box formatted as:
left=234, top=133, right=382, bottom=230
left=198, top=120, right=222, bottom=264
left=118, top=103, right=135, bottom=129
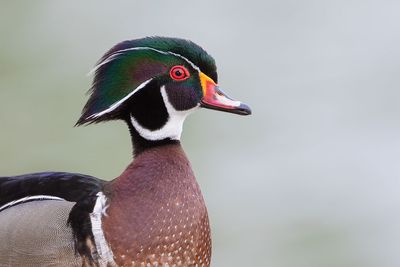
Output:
left=77, top=37, right=251, bottom=153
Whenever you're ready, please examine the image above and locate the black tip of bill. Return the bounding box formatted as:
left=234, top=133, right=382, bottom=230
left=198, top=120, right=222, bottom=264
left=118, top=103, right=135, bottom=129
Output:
left=236, top=103, right=252, bottom=115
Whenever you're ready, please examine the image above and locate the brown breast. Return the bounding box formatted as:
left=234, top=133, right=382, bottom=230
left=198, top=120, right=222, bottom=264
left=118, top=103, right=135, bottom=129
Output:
left=102, top=144, right=211, bottom=267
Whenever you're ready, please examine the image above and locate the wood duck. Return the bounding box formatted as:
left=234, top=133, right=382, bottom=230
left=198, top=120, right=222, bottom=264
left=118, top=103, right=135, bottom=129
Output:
left=0, top=37, right=251, bottom=267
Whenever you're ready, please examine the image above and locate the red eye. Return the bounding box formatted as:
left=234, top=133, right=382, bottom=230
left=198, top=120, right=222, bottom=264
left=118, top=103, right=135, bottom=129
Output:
left=170, top=65, right=190, bottom=81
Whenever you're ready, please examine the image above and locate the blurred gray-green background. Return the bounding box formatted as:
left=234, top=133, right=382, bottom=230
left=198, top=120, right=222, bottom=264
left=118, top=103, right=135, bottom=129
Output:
left=1, top=1, right=400, bottom=266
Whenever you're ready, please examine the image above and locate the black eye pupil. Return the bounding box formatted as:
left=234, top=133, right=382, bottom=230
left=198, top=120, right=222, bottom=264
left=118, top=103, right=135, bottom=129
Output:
left=175, top=70, right=183, bottom=77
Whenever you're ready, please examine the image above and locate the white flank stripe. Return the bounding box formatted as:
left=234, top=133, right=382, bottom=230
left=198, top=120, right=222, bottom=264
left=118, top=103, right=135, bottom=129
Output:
left=0, top=195, right=64, bottom=212
left=130, top=86, right=198, bottom=141
left=87, top=78, right=153, bottom=120
left=90, top=192, right=115, bottom=267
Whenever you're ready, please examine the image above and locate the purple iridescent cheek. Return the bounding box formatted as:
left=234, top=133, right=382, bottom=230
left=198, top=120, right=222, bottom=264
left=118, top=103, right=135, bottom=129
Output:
left=165, top=85, right=200, bottom=111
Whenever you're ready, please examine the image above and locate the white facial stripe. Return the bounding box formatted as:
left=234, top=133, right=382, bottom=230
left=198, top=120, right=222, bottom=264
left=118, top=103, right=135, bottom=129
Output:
left=0, top=195, right=64, bottom=212
left=165, top=50, right=200, bottom=71
left=90, top=192, right=115, bottom=267
left=87, top=52, right=124, bottom=76
left=130, top=86, right=198, bottom=141
left=87, top=78, right=153, bottom=120
left=89, top=46, right=200, bottom=75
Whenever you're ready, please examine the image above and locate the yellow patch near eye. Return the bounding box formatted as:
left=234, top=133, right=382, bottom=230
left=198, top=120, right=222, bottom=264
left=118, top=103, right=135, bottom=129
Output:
left=199, top=72, right=217, bottom=95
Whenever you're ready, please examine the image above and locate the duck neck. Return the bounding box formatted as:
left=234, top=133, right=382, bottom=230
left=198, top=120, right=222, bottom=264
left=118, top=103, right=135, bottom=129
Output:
left=125, top=119, right=180, bottom=156
left=108, top=141, right=196, bottom=198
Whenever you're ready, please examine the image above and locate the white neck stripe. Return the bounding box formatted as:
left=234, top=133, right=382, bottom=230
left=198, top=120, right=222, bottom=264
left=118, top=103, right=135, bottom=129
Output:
left=86, top=78, right=153, bottom=120
left=89, top=46, right=200, bottom=75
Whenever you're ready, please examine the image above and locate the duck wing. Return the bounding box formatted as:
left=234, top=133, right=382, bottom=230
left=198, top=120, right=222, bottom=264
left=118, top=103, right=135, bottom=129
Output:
left=0, top=172, right=109, bottom=267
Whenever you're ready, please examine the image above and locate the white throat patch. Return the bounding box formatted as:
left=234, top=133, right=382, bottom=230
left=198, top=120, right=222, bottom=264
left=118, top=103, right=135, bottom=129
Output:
left=130, top=86, right=198, bottom=141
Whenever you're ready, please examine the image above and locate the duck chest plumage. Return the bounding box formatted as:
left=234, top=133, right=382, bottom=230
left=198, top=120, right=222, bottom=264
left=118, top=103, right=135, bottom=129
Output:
left=103, top=145, right=211, bottom=266
left=0, top=37, right=251, bottom=267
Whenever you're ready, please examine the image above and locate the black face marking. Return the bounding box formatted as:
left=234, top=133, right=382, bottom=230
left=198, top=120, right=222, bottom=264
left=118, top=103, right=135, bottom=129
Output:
left=128, top=79, right=169, bottom=131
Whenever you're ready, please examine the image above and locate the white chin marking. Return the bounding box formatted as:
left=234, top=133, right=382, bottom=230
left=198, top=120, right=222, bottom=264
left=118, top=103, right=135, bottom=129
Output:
left=130, top=86, right=198, bottom=141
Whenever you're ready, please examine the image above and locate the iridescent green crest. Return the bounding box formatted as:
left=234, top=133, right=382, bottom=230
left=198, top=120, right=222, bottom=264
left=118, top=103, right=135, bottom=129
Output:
left=76, top=37, right=217, bottom=125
